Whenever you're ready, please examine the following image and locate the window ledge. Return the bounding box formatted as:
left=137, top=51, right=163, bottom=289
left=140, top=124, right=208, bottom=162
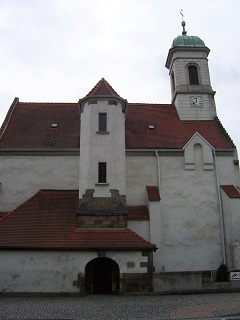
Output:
left=95, top=183, right=109, bottom=186
left=96, top=131, right=109, bottom=135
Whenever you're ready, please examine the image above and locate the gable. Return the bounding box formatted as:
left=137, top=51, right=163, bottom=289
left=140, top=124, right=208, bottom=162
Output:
left=183, top=132, right=214, bottom=171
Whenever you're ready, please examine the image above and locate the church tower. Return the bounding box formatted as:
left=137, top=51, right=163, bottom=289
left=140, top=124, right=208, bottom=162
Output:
left=165, top=20, right=216, bottom=120
left=77, top=78, right=128, bottom=219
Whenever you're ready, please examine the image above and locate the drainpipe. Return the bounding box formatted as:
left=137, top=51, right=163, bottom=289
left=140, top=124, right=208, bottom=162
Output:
left=155, top=151, right=164, bottom=251
left=213, top=149, right=227, bottom=265
left=155, top=150, right=161, bottom=191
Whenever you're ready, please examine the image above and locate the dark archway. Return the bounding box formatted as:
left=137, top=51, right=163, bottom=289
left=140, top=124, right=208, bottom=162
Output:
left=85, top=257, right=120, bottom=294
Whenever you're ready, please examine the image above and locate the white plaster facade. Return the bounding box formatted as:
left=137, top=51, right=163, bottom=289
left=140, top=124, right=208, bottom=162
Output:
left=0, top=251, right=147, bottom=293
left=0, top=154, right=79, bottom=212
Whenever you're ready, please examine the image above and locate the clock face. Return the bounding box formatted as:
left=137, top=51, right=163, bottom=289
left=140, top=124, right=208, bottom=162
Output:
left=191, top=96, right=203, bottom=107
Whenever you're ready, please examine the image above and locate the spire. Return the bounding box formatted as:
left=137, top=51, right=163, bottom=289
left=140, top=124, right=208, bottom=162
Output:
left=86, top=78, right=120, bottom=97
left=79, top=78, right=128, bottom=113
left=180, top=9, right=187, bottom=35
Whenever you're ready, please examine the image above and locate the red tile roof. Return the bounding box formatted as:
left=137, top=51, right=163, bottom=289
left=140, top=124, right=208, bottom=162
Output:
left=0, top=190, right=156, bottom=250
left=0, top=81, right=234, bottom=150
left=0, top=212, right=8, bottom=219
left=125, top=104, right=233, bottom=149
left=0, top=102, right=80, bottom=149
left=221, top=185, right=240, bottom=198
left=86, top=78, right=121, bottom=97
left=127, top=206, right=149, bottom=220
left=146, top=186, right=160, bottom=201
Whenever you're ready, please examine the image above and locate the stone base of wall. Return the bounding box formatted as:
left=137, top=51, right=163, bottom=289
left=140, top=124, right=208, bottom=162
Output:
left=153, top=272, right=240, bottom=294
left=80, top=189, right=126, bottom=210
left=154, top=272, right=202, bottom=294
left=120, top=273, right=153, bottom=294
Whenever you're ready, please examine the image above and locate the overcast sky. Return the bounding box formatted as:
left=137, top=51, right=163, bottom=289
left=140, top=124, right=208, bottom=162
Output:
left=0, top=0, right=239, bottom=153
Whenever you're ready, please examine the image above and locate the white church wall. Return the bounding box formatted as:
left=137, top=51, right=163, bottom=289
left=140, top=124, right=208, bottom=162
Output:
left=79, top=100, right=126, bottom=199
left=221, top=193, right=240, bottom=269
left=151, top=153, right=222, bottom=272
left=127, top=221, right=149, bottom=241
left=148, top=201, right=163, bottom=272
left=108, top=251, right=148, bottom=273
left=125, top=150, right=230, bottom=272
left=216, top=154, right=240, bottom=186
left=126, top=153, right=158, bottom=205
left=221, top=189, right=234, bottom=268
left=0, top=250, right=148, bottom=293
left=0, top=155, right=79, bottom=212
left=0, top=251, right=95, bottom=293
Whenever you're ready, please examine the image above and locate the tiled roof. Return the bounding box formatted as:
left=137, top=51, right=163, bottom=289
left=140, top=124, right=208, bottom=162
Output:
left=125, top=104, right=233, bottom=149
left=86, top=78, right=121, bottom=97
left=0, top=84, right=234, bottom=150
left=0, top=102, right=80, bottom=149
left=0, top=213, right=8, bottom=220
left=0, top=190, right=156, bottom=250
left=221, top=185, right=240, bottom=198
left=146, top=186, right=160, bottom=201
left=127, top=206, right=149, bottom=220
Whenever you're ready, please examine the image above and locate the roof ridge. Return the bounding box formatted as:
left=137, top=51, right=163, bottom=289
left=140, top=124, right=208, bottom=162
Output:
left=86, top=78, right=121, bottom=97
left=214, top=116, right=235, bottom=148
left=129, top=103, right=174, bottom=106
left=0, top=97, right=19, bottom=140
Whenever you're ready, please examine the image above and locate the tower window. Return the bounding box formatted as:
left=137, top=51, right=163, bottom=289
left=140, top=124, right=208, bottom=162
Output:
left=99, top=113, right=107, bottom=132
left=171, top=72, right=175, bottom=92
left=98, top=162, right=107, bottom=183
left=188, top=65, right=199, bottom=85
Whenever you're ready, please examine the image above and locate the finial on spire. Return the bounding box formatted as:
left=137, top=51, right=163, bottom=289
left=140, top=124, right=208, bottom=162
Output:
left=180, top=9, right=187, bottom=35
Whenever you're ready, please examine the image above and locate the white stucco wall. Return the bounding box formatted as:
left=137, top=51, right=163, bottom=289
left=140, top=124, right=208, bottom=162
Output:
left=221, top=189, right=240, bottom=269
left=0, top=250, right=148, bottom=293
left=0, top=155, right=79, bottom=212
left=79, top=100, right=126, bottom=198
left=126, top=153, right=158, bottom=205
left=217, top=154, right=240, bottom=186
left=127, top=221, right=149, bottom=241
left=157, top=153, right=223, bottom=271
left=126, top=150, right=235, bottom=272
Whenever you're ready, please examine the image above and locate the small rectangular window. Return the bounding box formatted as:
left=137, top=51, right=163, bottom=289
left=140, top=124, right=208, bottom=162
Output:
left=98, top=162, right=107, bottom=183
left=99, top=113, right=107, bottom=132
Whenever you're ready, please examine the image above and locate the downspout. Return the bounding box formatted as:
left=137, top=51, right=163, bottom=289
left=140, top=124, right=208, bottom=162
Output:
left=155, top=150, right=161, bottom=191
left=155, top=151, right=164, bottom=249
left=213, top=149, right=227, bottom=265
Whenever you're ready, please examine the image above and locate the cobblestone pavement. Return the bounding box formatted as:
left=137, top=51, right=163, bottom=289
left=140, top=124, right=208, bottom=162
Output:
left=1, top=292, right=240, bottom=320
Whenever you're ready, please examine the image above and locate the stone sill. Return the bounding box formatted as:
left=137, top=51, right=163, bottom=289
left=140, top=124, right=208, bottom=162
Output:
left=96, top=131, right=109, bottom=135
left=95, top=183, right=109, bottom=186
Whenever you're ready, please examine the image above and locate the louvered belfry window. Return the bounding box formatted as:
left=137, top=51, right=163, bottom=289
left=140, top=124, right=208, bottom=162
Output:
left=188, top=65, right=199, bottom=85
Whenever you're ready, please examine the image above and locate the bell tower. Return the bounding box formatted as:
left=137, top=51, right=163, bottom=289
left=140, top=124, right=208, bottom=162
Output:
left=165, top=20, right=216, bottom=120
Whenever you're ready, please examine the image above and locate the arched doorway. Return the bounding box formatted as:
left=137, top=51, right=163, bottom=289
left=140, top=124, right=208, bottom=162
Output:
left=85, top=257, right=120, bottom=294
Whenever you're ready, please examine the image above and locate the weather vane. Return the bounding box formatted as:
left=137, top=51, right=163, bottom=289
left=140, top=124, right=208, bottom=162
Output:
left=180, top=9, right=184, bottom=21
left=180, top=9, right=187, bottom=35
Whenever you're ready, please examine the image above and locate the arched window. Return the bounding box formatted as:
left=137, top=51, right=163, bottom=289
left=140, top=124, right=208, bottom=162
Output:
left=188, top=65, right=199, bottom=85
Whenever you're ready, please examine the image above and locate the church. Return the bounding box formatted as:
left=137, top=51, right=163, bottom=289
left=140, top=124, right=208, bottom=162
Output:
left=0, top=21, right=240, bottom=294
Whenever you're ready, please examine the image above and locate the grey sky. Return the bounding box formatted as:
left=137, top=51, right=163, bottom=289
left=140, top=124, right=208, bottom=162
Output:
left=0, top=0, right=239, bottom=153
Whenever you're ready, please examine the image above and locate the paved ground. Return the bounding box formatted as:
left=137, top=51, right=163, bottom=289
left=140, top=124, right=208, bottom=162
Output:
left=1, top=292, right=240, bottom=320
